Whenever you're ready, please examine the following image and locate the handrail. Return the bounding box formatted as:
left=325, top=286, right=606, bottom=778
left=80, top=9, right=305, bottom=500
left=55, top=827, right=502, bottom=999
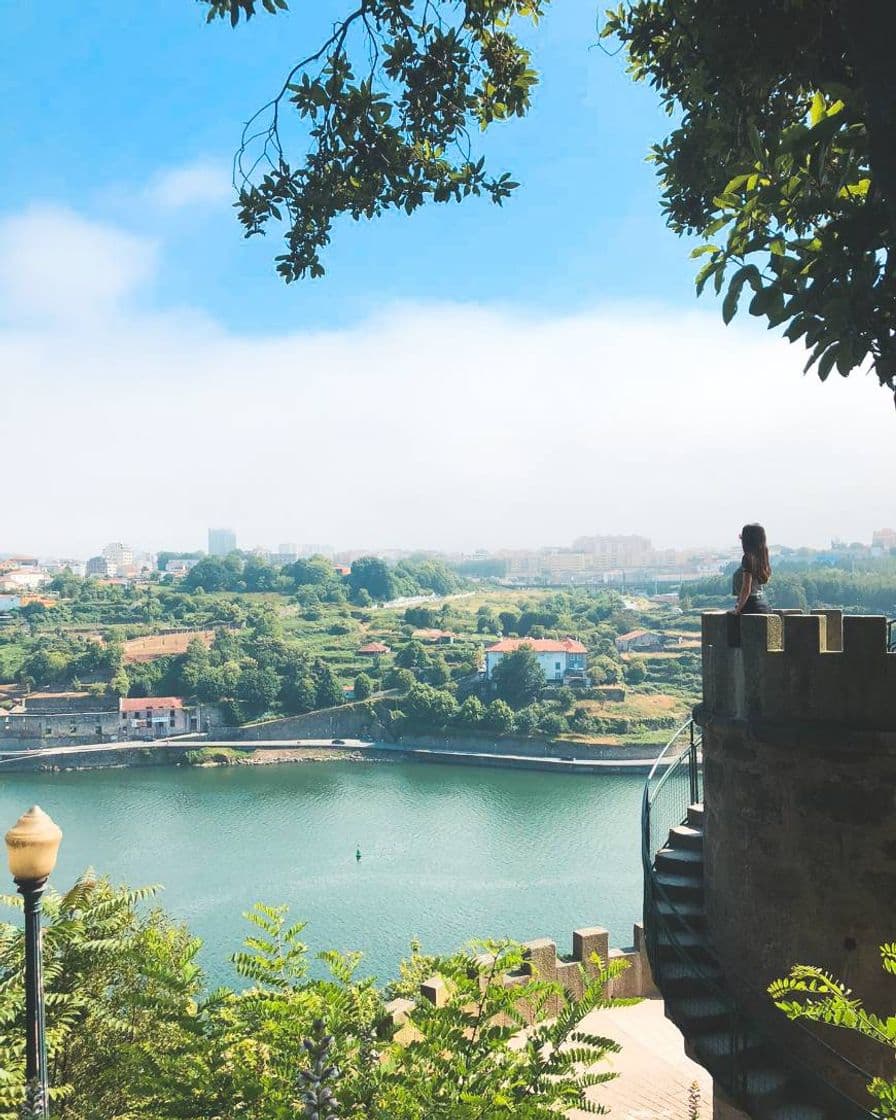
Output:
left=642, top=719, right=877, bottom=1118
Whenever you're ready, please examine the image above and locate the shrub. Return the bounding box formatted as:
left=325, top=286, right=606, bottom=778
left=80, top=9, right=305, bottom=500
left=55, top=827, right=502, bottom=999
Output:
left=0, top=882, right=629, bottom=1120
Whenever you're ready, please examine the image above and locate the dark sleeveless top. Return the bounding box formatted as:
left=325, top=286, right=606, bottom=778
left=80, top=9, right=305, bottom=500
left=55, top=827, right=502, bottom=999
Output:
left=732, top=554, right=767, bottom=600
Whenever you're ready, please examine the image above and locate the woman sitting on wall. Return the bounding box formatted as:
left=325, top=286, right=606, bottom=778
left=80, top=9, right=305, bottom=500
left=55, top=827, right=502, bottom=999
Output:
left=732, top=523, right=772, bottom=615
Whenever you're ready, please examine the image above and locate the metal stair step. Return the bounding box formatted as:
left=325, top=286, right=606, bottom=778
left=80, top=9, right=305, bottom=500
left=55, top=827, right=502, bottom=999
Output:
left=667, top=993, right=730, bottom=1031
left=656, top=898, right=705, bottom=924
left=693, top=1027, right=764, bottom=1061
left=655, top=846, right=704, bottom=875
left=741, top=1066, right=791, bottom=1097
left=669, top=824, right=704, bottom=850
left=765, top=1104, right=827, bottom=1120
left=687, top=802, right=705, bottom=827
left=657, top=928, right=709, bottom=952
left=654, top=871, right=705, bottom=901
left=658, top=959, right=723, bottom=990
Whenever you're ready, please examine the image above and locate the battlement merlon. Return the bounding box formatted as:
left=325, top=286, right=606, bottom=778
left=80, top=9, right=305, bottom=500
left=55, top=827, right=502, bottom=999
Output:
left=700, top=610, right=896, bottom=730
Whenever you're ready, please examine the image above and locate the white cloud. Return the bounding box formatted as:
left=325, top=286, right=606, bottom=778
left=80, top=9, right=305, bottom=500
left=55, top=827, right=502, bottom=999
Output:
left=0, top=206, right=157, bottom=325
left=147, top=160, right=232, bottom=209
left=0, top=205, right=893, bottom=558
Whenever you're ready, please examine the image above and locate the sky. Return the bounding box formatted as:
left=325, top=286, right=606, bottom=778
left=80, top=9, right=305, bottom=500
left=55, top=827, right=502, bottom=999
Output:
left=1, top=1, right=893, bottom=558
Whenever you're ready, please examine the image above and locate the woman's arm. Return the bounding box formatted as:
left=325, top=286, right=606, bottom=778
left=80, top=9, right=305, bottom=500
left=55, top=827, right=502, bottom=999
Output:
left=734, top=570, right=753, bottom=614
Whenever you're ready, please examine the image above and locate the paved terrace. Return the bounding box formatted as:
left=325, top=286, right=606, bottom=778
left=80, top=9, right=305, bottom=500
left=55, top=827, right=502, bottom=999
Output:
left=574, top=999, right=712, bottom=1119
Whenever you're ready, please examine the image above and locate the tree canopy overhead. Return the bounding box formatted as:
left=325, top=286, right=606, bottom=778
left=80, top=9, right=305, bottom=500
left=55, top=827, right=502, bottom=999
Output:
left=604, top=0, right=896, bottom=401
left=202, top=0, right=539, bottom=280
left=202, top=0, right=896, bottom=403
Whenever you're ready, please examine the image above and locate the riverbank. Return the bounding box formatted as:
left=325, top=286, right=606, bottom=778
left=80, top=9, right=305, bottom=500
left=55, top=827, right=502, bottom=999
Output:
left=0, top=733, right=679, bottom=774
left=188, top=744, right=374, bottom=766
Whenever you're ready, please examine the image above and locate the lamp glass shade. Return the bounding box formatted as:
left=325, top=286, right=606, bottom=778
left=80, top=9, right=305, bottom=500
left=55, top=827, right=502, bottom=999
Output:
left=5, top=806, right=62, bottom=882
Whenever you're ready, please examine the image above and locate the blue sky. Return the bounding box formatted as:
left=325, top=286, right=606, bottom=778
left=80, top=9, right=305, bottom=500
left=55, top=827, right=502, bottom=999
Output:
left=1, top=1, right=894, bottom=556
left=1, top=0, right=692, bottom=329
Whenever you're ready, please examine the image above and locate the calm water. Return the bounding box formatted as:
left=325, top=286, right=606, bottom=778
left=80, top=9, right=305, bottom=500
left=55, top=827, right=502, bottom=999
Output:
left=0, top=760, right=645, bottom=987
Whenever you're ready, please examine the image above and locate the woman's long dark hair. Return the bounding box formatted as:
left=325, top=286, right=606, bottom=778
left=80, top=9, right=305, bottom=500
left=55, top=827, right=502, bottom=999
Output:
left=742, top=523, right=771, bottom=583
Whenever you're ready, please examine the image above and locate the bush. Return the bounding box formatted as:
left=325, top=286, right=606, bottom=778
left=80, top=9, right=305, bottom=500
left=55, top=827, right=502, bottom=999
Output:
left=555, top=686, right=576, bottom=712
left=625, top=657, right=647, bottom=685
left=484, top=699, right=515, bottom=734
left=539, top=713, right=568, bottom=737
left=456, top=695, right=485, bottom=726
left=0, top=880, right=628, bottom=1120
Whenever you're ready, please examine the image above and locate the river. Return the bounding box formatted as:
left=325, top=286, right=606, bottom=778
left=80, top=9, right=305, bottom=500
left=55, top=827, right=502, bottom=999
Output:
left=0, top=759, right=645, bottom=987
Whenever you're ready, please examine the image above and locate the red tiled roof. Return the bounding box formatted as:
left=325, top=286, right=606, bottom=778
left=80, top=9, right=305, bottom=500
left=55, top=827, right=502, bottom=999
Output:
left=358, top=641, right=390, bottom=654
left=120, top=697, right=185, bottom=712
left=617, top=629, right=651, bottom=642
left=485, top=637, right=587, bottom=654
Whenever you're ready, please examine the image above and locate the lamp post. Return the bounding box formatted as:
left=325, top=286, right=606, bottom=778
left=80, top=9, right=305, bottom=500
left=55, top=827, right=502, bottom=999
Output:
left=5, top=806, right=62, bottom=1120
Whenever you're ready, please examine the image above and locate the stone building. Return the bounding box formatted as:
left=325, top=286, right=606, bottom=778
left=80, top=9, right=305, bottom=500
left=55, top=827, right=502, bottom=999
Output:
left=644, top=609, right=894, bottom=1119
left=119, top=697, right=200, bottom=738
left=1, top=691, right=119, bottom=745
left=1, top=692, right=200, bottom=746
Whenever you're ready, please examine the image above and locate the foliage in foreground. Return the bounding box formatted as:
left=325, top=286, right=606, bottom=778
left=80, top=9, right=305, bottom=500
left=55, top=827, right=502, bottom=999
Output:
left=770, top=942, right=896, bottom=1117
left=0, top=876, right=629, bottom=1119
left=605, top=1, right=896, bottom=399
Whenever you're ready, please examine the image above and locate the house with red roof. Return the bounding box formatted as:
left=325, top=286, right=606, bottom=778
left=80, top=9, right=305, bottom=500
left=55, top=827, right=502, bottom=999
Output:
left=615, top=629, right=664, bottom=653
left=119, top=696, right=200, bottom=738
left=411, top=628, right=457, bottom=644
left=484, top=637, right=588, bottom=684
left=358, top=641, right=391, bottom=656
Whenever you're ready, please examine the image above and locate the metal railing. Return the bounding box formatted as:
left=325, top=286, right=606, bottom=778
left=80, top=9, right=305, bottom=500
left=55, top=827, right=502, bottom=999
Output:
left=642, top=718, right=701, bottom=867
left=642, top=719, right=877, bottom=1119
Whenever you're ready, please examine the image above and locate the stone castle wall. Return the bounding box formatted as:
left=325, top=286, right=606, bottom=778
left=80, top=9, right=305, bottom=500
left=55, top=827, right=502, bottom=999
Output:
left=699, top=609, right=896, bottom=1098
left=386, top=922, right=655, bottom=1042
left=701, top=609, right=896, bottom=728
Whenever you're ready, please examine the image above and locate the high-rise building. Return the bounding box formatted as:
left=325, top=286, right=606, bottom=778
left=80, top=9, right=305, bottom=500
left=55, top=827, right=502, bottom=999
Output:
left=102, top=542, right=134, bottom=576
left=208, top=528, right=237, bottom=556
left=872, top=528, right=896, bottom=551
left=85, top=556, right=111, bottom=578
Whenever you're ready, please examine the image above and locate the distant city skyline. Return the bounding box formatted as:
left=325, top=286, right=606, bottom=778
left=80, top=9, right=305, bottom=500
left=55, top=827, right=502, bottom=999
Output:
left=3, top=524, right=894, bottom=565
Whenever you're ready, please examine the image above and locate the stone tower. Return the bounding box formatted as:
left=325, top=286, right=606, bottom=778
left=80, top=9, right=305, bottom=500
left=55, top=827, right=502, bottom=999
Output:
left=699, top=608, right=896, bottom=1105
left=645, top=613, right=896, bottom=1120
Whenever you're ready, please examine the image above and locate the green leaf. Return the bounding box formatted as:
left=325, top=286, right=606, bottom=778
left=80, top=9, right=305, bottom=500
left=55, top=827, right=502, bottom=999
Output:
left=816, top=346, right=838, bottom=381
left=722, top=265, right=761, bottom=324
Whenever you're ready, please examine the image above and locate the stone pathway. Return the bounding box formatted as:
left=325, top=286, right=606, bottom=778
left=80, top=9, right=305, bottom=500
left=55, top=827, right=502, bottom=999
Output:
left=572, top=998, right=712, bottom=1119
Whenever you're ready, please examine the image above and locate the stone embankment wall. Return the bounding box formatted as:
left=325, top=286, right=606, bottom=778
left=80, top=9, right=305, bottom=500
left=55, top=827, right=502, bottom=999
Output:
left=0, top=746, right=194, bottom=773
left=228, top=699, right=393, bottom=742
left=699, top=608, right=896, bottom=1098
left=401, top=732, right=666, bottom=762
left=385, top=922, right=655, bottom=1042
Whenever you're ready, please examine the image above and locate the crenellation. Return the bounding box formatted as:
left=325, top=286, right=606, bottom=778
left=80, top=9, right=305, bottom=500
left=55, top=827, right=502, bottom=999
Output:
left=701, top=610, right=896, bottom=729
left=782, top=612, right=824, bottom=656
left=842, top=613, right=888, bottom=655
left=383, top=922, right=655, bottom=1039
left=811, top=608, right=842, bottom=651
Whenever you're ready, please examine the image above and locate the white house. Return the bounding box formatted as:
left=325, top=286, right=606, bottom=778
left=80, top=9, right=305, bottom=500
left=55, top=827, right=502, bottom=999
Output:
left=119, top=697, right=200, bottom=739
left=484, top=637, right=588, bottom=683
left=615, top=629, right=664, bottom=653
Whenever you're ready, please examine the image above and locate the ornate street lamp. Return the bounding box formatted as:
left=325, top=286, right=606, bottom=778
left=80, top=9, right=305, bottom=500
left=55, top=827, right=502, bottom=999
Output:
left=5, top=807, right=62, bottom=1120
